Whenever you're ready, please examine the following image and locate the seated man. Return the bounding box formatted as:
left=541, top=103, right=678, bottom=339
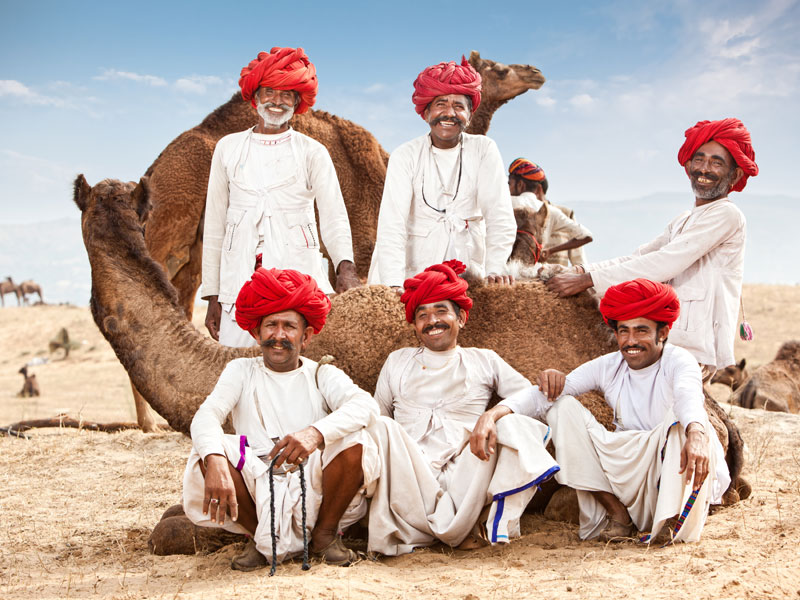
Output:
left=504, top=279, right=730, bottom=543
left=368, top=260, right=559, bottom=554
left=183, top=268, right=379, bottom=570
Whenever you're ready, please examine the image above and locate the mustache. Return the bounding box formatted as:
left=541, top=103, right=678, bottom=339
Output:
left=690, top=170, right=720, bottom=182
left=423, top=323, right=450, bottom=334
left=260, top=339, right=295, bottom=350
left=623, top=345, right=646, bottom=352
left=260, top=101, right=293, bottom=111
left=430, top=115, right=466, bottom=128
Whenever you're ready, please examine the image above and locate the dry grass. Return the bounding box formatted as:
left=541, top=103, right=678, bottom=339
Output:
left=1, top=285, right=799, bottom=599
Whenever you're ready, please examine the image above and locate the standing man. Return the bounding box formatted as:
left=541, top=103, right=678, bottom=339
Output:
left=368, top=57, right=517, bottom=289
left=367, top=260, right=559, bottom=554
left=201, top=47, right=361, bottom=348
left=183, top=268, right=379, bottom=570
left=505, top=279, right=729, bottom=543
left=545, top=119, right=759, bottom=376
left=508, top=158, right=593, bottom=264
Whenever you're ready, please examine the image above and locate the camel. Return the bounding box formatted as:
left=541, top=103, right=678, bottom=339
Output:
left=17, top=365, right=40, bottom=397
left=509, top=204, right=548, bottom=265
left=1, top=276, right=21, bottom=307
left=73, top=175, right=749, bottom=514
left=730, top=342, right=800, bottom=413
left=18, top=280, right=43, bottom=305
left=710, top=358, right=749, bottom=391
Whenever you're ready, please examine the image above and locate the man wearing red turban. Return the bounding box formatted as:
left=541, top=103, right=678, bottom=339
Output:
left=368, top=57, right=517, bottom=290
left=366, top=260, right=559, bottom=554
left=183, top=268, right=379, bottom=569
left=504, top=278, right=728, bottom=545
left=546, top=118, right=759, bottom=375
left=201, top=47, right=360, bottom=349
left=508, top=158, right=593, bottom=266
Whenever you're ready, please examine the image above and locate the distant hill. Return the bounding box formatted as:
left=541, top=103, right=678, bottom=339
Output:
left=0, top=193, right=796, bottom=306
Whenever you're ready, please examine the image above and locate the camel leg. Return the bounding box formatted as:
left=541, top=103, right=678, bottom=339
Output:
left=130, top=381, right=161, bottom=433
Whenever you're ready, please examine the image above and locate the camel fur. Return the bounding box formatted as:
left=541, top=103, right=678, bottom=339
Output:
left=73, top=175, right=748, bottom=517
left=730, top=341, right=800, bottom=413
left=1, top=276, right=21, bottom=307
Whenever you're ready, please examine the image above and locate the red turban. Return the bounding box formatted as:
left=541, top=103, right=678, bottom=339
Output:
left=238, top=47, right=317, bottom=114
left=400, top=260, right=474, bottom=323
left=599, top=279, right=680, bottom=327
left=412, top=56, right=482, bottom=118
left=677, top=118, right=758, bottom=193
left=509, top=158, right=546, bottom=181
left=235, top=268, right=331, bottom=336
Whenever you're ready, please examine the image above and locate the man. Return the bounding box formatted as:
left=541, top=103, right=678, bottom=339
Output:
left=508, top=158, right=592, bottom=265
left=545, top=118, right=759, bottom=376
left=367, top=260, right=559, bottom=554
left=368, top=57, right=517, bottom=288
left=504, top=279, right=730, bottom=543
left=183, top=268, right=379, bottom=570
left=201, top=47, right=361, bottom=348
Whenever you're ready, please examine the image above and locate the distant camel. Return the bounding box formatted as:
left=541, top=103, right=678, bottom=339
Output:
left=18, top=280, right=43, bottom=305
left=1, top=276, right=21, bottom=307
left=17, top=366, right=40, bottom=397
left=710, top=358, right=749, bottom=391
left=730, top=342, right=800, bottom=413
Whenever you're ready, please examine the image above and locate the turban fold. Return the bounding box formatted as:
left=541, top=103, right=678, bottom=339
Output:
left=509, top=158, right=546, bottom=181
left=400, top=260, right=473, bottom=323
left=412, top=56, right=482, bottom=118
left=238, top=47, right=317, bottom=114
left=235, top=268, right=331, bottom=336
left=677, top=118, right=758, bottom=192
left=599, top=279, right=680, bottom=327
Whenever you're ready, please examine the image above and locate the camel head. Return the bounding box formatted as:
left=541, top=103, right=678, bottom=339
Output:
left=74, top=174, right=152, bottom=226
left=468, top=50, right=545, bottom=104
left=710, top=358, right=749, bottom=391
left=509, top=204, right=548, bottom=265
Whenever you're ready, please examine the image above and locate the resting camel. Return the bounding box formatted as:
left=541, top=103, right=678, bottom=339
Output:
left=710, top=358, right=749, bottom=391
left=730, top=342, right=800, bottom=413
left=128, top=51, right=544, bottom=431
left=18, top=280, right=43, bottom=305
left=1, top=277, right=21, bottom=307
left=73, top=174, right=749, bottom=512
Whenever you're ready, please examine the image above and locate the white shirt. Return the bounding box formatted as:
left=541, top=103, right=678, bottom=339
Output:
left=368, top=133, right=517, bottom=287
left=374, top=346, right=531, bottom=471
left=586, top=199, right=745, bottom=368
left=191, top=357, right=377, bottom=461
left=501, top=344, right=708, bottom=431
left=201, top=128, right=355, bottom=302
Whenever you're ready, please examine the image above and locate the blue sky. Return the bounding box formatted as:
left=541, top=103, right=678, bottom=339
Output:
left=1, top=0, right=799, bottom=224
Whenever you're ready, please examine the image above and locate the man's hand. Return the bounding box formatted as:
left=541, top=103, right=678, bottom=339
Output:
left=544, top=272, right=593, bottom=297
left=469, top=405, right=512, bottom=461
left=205, top=296, right=222, bottom=342
left=537, top=369, right=566, bottom=401
left=539, top=248, right=551, bottom=262
left=487, top=273, right=515, bottom=286
left=679, top=427, right=709, bottom=491
left=335, top=260, right=361, bottom=294
left=268, top=426, right=324, bottom=468
left=202, top=454, right=238, bottom=525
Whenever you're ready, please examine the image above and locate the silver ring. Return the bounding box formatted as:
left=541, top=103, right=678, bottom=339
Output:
left=210, top=498, right=219, bottom=504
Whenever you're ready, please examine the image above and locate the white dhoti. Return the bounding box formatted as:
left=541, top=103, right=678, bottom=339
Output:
left=183, top=430, right=380, bottom=562
left=366, top=414, right=559, bottom=555
left=547, top=395, right=717, bottom=542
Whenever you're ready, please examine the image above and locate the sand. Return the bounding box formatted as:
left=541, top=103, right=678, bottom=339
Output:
left=1, top=284, right=799, bottom=599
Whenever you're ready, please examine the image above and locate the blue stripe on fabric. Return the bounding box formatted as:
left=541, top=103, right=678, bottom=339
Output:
left=489, top=465, right=561, bottom=542
left=491, top=498, right=505, bottom=542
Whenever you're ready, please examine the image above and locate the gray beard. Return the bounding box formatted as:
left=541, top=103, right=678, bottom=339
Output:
left=691, top=169, right=737, bottom=200
left=256, top=101, right=294, bottom=128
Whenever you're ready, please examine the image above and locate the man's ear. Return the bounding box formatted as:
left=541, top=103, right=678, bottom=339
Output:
left=457, top=308, right=467, bottom=328
left=299, top=325, right=315, bottom=350
left=730, top=166, right=744, bottom=190
left=658, top=324, right=670, bottom=343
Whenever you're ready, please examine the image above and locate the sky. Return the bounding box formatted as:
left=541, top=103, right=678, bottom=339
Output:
left=1, top=0, right=798, bottom=225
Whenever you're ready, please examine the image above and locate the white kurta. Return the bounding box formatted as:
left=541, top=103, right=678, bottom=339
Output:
left=511, top=192, right=592, bottom=266
left=586, top=199, right=745, bottom=369
left=368, top=346, right=560, bottom=553
left=368, top=133, right=516, bottom=286
left=503, top=344, right=730, bottom=542
left=183, top=357, right=380, bottom=562
left=200, top=128, right=355, bottom=346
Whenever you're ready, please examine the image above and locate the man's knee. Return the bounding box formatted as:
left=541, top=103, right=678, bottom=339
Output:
left=547, top=395, right=585, bottom=426
left=329, top=444, right=363, bottom=469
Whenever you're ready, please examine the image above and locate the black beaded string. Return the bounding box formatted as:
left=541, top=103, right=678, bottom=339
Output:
left=299, top=462, right=310, bottom=570
left=268, top=454, right=310, bottom=576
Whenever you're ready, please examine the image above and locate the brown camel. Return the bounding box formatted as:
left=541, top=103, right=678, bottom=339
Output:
left=730, top=341, right=800, bottom=413
left=18, top=280, right=43, bottom=305
left=1, top=276, right=21, bottom=307
left=710, top=358, right=749, bottom=391
left=509, top=204, right=548, bottom=265
left=17, top=365, right=40, bottom=397
left=73, top=174, right=748, bottom=510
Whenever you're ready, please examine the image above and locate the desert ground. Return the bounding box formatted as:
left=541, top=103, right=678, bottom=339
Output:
left=1, top=284, right=799, bottom=599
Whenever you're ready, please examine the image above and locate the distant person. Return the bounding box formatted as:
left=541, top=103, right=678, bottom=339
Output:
left=201, top=47, right=360, bottom=348
left=368, top=57, right=516, bottom=289
left=505, top=279, right=729, bottom=543
left=546, top=118, right=759, bottom=378
left=507, top=158, right=592, bottom=265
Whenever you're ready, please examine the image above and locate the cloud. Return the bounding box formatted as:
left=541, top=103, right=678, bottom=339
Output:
left=0, top=80, right=64, bottom=106
left=174, top=75, right=227, bottom=94
left=94, top=69, right=167, bottom=87
left=569, top=93, right=595, bottom=108
left=536, top=95, right=557, bottom=107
